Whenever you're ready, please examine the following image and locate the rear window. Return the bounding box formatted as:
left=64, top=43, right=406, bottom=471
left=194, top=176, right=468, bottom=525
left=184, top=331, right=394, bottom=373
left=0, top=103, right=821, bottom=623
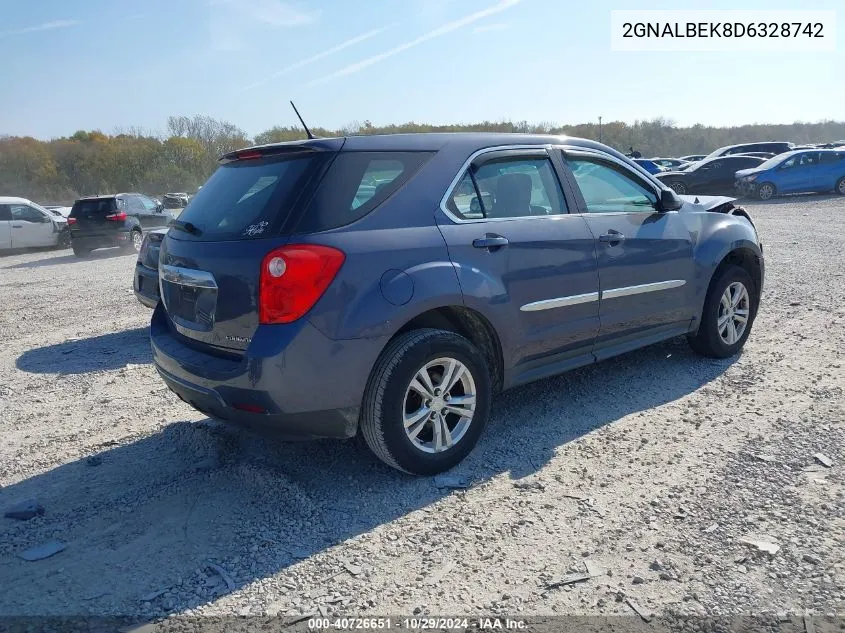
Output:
left=173, top=154, right=319, bottom=240
left=296, top=151, right=434, bottom=233
left=70, top=198, right=117, bottom=216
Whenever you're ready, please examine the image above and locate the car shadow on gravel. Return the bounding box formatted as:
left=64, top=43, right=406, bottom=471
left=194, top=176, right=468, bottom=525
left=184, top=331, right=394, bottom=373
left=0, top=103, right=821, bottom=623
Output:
left=15, top=327, right=151, bottom=374
left=2, top=248, right=131, bottom=269
left=0, top=336, right=737, bottom=618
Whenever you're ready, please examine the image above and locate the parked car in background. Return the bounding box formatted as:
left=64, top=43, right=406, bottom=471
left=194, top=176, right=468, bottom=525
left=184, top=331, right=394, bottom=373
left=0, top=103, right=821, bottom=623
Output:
left=162, top=193, right=189, bottom=209
left=704, top=142, right=794, bottom=160
left=150, top=133, right=763, bottom=475
left=633, top=158, right=665, bottom=174
left=650, top=158, right=691, bottom=171
left=43, top=205, right=72, bottom=217
left=133, top=229, right=167, bottom=308
left=735, top=149, right=845, bottom=200
left=68, top=193, right=174, bottom=257
left=680, top=154, right=707, bottom=163
left=657, top=155, right=766, bottom=195
left=0, top=197, right=69, bottom=251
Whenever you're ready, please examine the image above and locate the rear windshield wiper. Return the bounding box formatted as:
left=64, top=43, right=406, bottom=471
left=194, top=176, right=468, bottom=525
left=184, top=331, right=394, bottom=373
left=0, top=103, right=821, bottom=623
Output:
left=169, top=219, right=203, bottom=236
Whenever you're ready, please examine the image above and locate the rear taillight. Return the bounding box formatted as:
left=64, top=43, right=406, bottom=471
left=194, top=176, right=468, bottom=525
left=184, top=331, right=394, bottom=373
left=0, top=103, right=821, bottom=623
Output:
left=67, top=217, right=77, bottom=225
left=259, top=244, right=345, bottom=324
left=138, top=235, right=150, bottom=260
left=105, top=211, right=127, bottom=221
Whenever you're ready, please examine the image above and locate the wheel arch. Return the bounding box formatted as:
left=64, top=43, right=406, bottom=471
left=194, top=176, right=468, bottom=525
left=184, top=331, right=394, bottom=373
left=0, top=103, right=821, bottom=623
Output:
left=390, top=305, right=505, bottom=393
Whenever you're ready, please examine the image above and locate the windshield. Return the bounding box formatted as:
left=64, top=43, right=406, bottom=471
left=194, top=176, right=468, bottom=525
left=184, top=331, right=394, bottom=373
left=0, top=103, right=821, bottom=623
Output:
left=756, top=154, right=792, bottom=170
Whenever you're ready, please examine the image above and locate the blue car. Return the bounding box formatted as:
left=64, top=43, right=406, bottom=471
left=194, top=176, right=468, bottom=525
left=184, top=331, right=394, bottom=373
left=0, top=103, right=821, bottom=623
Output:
left=633, top=158, right=665, bottom=174
left=735, top=149, right=845, bottom=200
left=151, top=133, right=764, bottom=474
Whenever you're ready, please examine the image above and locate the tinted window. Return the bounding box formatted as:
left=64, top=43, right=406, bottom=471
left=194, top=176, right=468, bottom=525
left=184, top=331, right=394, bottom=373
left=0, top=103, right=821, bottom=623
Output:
left=11, top=204, right=46, bottom=222
left=567, top=158, right=657, bottom=213
left=447, top=156, right=566, bottom=220
left=297, top=152, right=433, bottom=233
left=177, top=154, right=318, bottom=240
left=780, top=156, right=798, bottom=169
left=0, top=205, right=13, bottom=221
left=70, top=198, right=117, bottom=217
left=820, top=151, right=845, bottom=164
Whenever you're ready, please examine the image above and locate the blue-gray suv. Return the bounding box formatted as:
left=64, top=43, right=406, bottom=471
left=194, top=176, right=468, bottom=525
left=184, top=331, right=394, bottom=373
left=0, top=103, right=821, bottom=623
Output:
left=151, top=133, right=764, bottom=475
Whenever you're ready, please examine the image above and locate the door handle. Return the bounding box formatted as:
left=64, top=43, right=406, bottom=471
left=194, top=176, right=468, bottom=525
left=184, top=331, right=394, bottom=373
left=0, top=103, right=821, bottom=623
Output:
left=599, top=231, right=625, bottom=244
left=472, top=234, right=509, bottom=250
left=11, top=224, right=23, bottom=228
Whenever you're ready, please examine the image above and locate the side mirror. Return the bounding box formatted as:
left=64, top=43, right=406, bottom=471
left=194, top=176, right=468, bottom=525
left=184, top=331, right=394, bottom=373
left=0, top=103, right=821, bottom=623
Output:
left=659, top=189, right=683, bottom=211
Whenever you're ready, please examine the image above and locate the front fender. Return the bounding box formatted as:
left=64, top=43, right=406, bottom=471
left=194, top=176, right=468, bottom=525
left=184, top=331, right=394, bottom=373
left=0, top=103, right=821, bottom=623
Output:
left=691, top=214, right=763, bottom=313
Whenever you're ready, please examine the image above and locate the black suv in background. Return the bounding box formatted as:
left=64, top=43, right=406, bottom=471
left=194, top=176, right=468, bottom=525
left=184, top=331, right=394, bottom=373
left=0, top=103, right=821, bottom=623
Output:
left=68, top=193, right=174, bottom=257
left=704, top=141, right=794, bottom=159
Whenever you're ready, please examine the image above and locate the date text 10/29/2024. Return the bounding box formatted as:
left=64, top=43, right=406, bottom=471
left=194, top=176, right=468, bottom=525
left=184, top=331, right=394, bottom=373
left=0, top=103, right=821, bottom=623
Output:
left=308, top=617, right=528, bottom=630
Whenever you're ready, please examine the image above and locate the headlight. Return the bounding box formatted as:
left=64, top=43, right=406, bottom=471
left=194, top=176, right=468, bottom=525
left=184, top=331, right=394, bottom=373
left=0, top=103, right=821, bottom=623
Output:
left=745, top=175, right=758, bottom=182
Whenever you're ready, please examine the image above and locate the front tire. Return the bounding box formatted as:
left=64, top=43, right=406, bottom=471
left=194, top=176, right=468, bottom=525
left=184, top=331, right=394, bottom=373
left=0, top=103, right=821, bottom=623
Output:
left=757, top=182, right=776, bottom=200
left=668, top=181, right=687, bottom=195
left=360, top=328, right=492, bottom=475
left=688, top=265, right=757, bottom=359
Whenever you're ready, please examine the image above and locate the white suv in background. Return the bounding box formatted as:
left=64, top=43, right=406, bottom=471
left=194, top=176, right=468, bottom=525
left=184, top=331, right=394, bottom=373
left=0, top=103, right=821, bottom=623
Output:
left=0, top=197, right=70, bottom=252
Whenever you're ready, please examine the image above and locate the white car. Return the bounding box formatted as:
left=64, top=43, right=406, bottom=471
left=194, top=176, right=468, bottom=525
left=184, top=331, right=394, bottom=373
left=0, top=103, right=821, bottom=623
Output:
left=0, top=197, right=70, bottom=251
left=44, top=205, right=72, bottom=217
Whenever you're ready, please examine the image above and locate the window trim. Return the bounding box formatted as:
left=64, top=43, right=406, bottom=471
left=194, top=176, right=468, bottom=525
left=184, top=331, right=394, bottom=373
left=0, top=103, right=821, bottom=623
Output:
left=438, top=145, right=572, bottom=224
left=556, top=147, right=668, bottom=216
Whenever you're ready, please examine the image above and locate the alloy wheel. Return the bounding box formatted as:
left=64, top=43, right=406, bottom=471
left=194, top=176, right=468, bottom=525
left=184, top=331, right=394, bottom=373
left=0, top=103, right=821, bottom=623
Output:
left=403, top=357, right=477, bottom=454
left=132, top=231, right=143, bottom=252
left=717, top=281, right=750, bottom=345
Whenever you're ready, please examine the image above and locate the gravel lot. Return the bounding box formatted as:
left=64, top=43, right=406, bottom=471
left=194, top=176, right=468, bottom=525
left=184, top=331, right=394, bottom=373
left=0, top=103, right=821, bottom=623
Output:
left=0, top=196, right=843, bottom=628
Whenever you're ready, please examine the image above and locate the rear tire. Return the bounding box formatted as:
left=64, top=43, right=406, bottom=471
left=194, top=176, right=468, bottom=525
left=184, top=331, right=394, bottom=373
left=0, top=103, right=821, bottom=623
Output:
left=836, top=177, right=845, bottom=196
left=126, top=229, right=143, bottom=253
left=688, top=265, right=757, bottom=359
left=360, top=328, right=492, bottom=475
left=757, top=182, right=776, bottom=200
left=72, top=245, right=89, bottom=258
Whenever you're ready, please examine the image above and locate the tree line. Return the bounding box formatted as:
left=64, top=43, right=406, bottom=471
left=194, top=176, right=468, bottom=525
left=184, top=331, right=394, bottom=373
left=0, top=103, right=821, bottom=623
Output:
left=2, top=115, right=844, bottom=204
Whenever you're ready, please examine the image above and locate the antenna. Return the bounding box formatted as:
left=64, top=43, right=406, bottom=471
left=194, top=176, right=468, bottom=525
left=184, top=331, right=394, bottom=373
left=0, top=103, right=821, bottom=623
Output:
left=290, top=101, right=315, bottom=140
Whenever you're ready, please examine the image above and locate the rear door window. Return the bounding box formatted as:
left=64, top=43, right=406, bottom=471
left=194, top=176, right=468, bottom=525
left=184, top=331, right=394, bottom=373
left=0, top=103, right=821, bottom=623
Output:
left=446, top=156, right=566, bottom=220
left=296, top=152, right=433, bottom=233
left=174, top=154, right=320, bottom=240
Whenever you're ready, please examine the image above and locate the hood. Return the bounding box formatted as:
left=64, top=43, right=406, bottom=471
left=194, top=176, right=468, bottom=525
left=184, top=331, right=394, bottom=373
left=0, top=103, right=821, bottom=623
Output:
left=735, top=167, right=763, bottom=178
left=677, top=194, right=736, bottom=212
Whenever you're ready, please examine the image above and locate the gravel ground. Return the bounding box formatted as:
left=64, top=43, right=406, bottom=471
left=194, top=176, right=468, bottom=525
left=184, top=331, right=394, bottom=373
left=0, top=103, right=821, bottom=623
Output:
left=0, top=196, right=843, bottom=628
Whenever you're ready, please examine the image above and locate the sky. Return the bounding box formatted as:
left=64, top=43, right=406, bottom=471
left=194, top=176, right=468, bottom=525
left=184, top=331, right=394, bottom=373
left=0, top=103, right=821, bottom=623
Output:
left=0, top=0, right=842, bottom=139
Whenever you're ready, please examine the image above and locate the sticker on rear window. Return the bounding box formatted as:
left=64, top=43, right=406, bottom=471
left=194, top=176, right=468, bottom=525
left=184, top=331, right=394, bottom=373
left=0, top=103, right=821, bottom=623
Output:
left=243, top=220, right=269, bottom=237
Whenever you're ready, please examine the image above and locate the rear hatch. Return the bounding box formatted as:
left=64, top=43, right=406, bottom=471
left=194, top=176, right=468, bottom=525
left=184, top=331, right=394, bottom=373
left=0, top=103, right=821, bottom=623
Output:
left=69, top=197, right=123, bottom=236
left=159, top=138, right=345, bottom=356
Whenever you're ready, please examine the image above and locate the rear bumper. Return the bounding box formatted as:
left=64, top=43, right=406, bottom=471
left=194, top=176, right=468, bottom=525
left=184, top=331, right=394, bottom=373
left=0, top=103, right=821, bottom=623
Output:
left=71, top=230, right=131, bottom=250
left=150, top=304, right=375, bottom=439
left=134, top=263, right=159, bottom=309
